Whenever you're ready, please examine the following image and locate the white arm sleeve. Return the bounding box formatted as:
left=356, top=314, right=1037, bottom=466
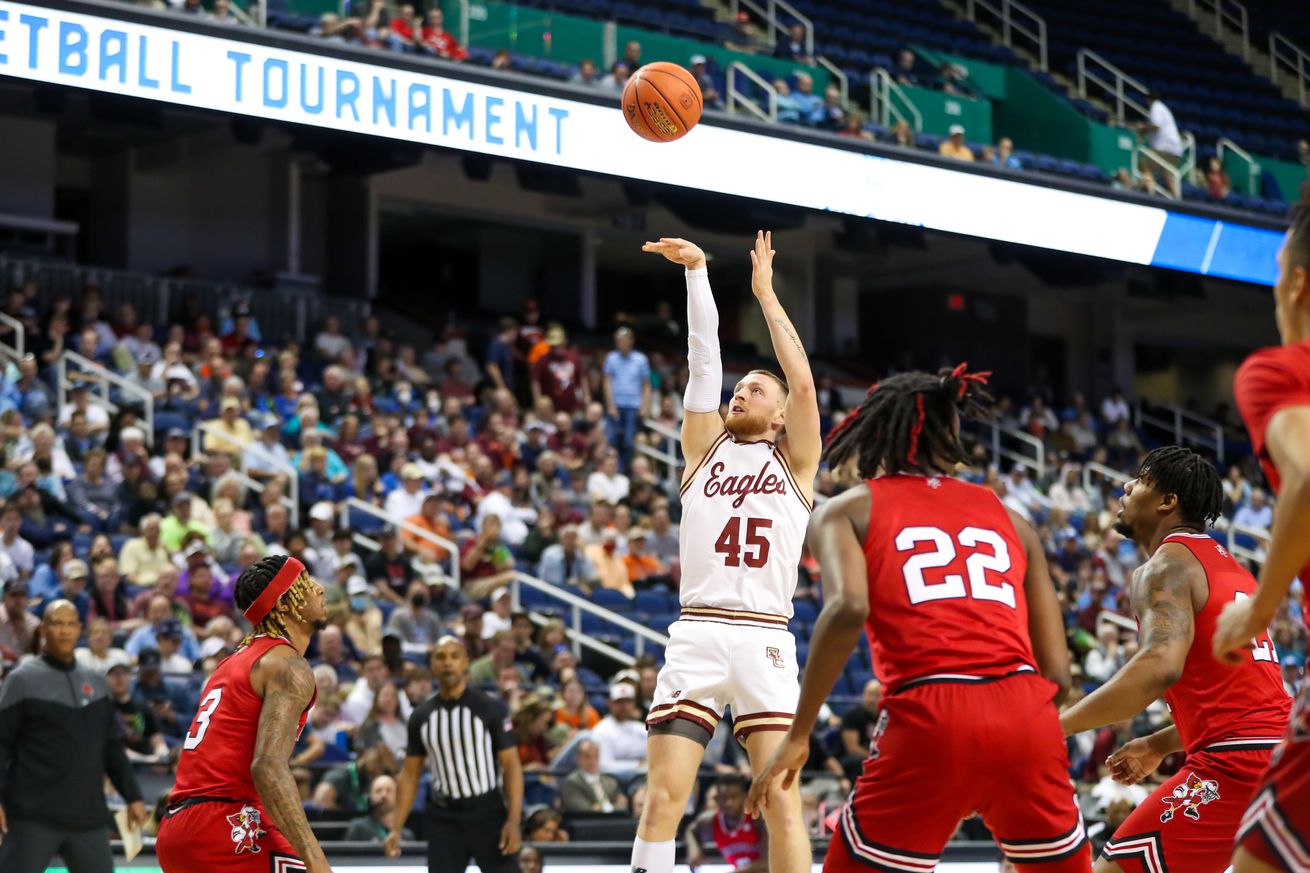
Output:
left=683, top=267, right=723, bottom=414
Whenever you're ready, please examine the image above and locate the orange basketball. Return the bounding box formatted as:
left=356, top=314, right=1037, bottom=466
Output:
left=621, top=61, right=703, bottom=142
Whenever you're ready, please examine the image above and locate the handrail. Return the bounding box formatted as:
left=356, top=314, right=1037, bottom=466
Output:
left=343, top=497, right=461, bottom=589
left=1081, top=460, right=1129, bottom=495
left=1270, top=33, right=1310, bottom=108
left=870, top=68, right=923, bottom=131
left=1217, top=137, right=1260, bottom=195
left=193, top=421, right=301, bottom=528
left=1212, top=516, right=1268, bottom=567
left=817, top=56, right=849, bottom=109
left=1189, top=0, right=1249, bottom=61
left=963, top=0, right=1047, bottom=71
left=0, top=312, right=24, bottom=361
left=454, top=0, right=471, bottom=49
left=641, top=417, right=682, bottom=493
left=730, top=0, right=814, bottom=56
left=1136, top=145, right=1183, bottom=200
left=1133, top=399, right=1226, bottom=463
left=510, top=571, right=670, bottom=660
left=976, top=420, right=1045, bottom=480
left=1077, top=49, right=1149, bottom=123
left=726, top=62, right=778, bottom=122
left=56, top=350, right=155, bottom=444
left=1178, top=130, right=1197, bottom=189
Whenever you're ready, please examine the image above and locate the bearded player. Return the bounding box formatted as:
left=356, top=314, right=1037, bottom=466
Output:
left=1060, top=448, right=1290, bottom=873
left=750, top=369, right=1091, bottom=871
left=155, top=555, right=333, bottom=873
left=632, top=231, right=819, bottom=873
left=1214, top=205, right=1310, bottom=873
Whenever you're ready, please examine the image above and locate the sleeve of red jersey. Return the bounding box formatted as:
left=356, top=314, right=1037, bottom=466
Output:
left=1235, top=347, right=1310, bottom=446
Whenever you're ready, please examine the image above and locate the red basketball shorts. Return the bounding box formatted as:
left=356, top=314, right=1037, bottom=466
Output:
left=1235, top=683, right=1310, bottom=873
left=823, top=671, right=1091, bottom=872
left=1103, top=744, right=1276, bottom=873
left=156, top=798, right=307, bottom=872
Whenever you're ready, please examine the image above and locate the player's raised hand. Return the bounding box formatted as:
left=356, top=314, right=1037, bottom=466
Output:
left=749, top=230, right=775, bottom=300
left=642, top=238, right=707, bottom=270
left=383, top=829, right=403, bottom=859
left=1106, top=737, right=1164, bottom=786
left=1212, top=594, right=1267, bottom=665
left=744, top=732, right=808, bottom=819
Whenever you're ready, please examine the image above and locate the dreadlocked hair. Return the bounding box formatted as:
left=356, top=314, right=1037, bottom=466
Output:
left=824, top=364, right=993, bottom=478
left=1136, top=446, right=1224, bottom=529
left=236, top=555, right=314, bottom=647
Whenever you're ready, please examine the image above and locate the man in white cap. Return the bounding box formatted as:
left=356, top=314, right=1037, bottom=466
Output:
left=590, top=682, right=647, bottom=776
left=481, top=587, right=513, bottom=638
left=305, top=501, right=337, bottom=555
left=384, top=462, right=429, bottom=519
left=939, top=124, right=975, bottom=161
left=242, top=414, right=291, bottom=480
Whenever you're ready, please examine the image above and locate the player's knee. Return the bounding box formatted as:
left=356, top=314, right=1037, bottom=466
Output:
left=640, top=783, right=685, bottom=829
left=758, top=782, right=803, bottom=829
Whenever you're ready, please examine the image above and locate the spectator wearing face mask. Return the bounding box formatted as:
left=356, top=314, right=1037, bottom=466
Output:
left=386, top=580, right=444, bottom=647
left=344, top=576, right=385, bottom=654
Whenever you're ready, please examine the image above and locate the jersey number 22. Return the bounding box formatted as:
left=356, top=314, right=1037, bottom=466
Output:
left=896, top=525, right=1016, bottom=608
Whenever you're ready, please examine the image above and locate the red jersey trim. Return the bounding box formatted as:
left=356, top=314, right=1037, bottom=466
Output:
left=679, top=431, right=731, bottom=497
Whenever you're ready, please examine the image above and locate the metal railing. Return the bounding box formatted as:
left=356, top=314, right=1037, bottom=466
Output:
left=192, top=420, right=302, bottom=527
left=1270, top=33, right=1310, bottom=108
left=726, top=62, right=779, bottom=122
left=1136, top=145, right=1184, bottom=200
left=1178, top=130, right=1197, bottom=188
left=0, top=256, right=370, bottom=346
left=639, top=418, right=683, bottom=493
left=1217, top=137, right=1261, bottom=194
left=870, top=68, right=923, bottom=131
left=1189, top=0, right=1249, bottom=61
left=342, top=497, right=461, bottom=589
left=1134, top=399, right=1226, bottom=463
left=730, top=0, right=813, bottom=56
left=56, top=350, right=155, bottom=443
left=978, top=420, right=1046, bottom=480
left=1077, top=49, right=1150, bottom=123
left=510, top=572, right=669, bottom=661
left=817, top=56, right=850, bottom=109
left=0, top=312, right=24, bottom=361
left=963, top=0, right=1048, bottom=71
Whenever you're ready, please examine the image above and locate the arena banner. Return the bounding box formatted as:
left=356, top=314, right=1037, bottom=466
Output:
left=0, top=0, right=1283, bottom=285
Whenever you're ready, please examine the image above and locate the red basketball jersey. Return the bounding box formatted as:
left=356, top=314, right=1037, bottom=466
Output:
left=862, top=475, right=1037, bottom=693
left=1234, top=339, right=1310, bottom=628
left=1156, top=532, right=1291, bottom=754
left=712, top=808, right=763, bottom=868
left=170, top=635, right=316, bottom=804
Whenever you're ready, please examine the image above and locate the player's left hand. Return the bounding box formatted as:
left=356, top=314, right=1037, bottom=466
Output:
left=499, top=820, right=522, bottom=855
left=744, top=732, right=807, bottom=819
left=1106, top=737, right=1163, bottom=786
left=749, top=230, right=775, bottom=299
left=127, top=800, right=149, bottom=830
left=1213, top=595, right=1269, bottom=665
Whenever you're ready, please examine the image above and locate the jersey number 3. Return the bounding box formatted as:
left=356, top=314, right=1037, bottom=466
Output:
left=896, top=525, right=1016, bottom=608
left=183, top=688, right=224, bottom=751
left=716, top=517, right=772, bottom=568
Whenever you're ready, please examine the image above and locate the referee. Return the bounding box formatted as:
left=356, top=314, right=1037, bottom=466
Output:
left=386, top=636, right=523, bottom=872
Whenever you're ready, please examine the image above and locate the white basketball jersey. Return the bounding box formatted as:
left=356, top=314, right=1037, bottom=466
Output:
left=678, top=432, right=812, bottom=619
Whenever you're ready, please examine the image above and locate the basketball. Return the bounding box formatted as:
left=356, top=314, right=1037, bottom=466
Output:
left=621, top=61, right=703, bottom=142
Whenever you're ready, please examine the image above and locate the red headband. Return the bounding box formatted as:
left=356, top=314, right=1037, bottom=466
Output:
left=243, top=557, right=305, bottom=625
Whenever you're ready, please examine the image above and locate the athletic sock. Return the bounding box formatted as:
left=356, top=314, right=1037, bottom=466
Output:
left=630, top=837, right=676, bottom=873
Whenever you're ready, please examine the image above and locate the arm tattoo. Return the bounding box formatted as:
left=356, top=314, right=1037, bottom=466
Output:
left=252, top=655, right=326, bottom=866
left=772, top=316, right=807, bottom=359
left=1131, top=554, right=1195, bottom=651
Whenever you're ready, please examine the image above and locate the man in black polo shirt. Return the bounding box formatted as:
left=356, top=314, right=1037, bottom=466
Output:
left=386, top=636, right=523, bottom=872
left=0, top=600, right=147, bottom=872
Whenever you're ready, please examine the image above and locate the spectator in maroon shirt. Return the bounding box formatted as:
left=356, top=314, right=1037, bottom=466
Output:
left=435, top=417, right=473, bottom=454
left=439, top=359, right=476, bottom=407
left=533, top=326, right=588, bottom=415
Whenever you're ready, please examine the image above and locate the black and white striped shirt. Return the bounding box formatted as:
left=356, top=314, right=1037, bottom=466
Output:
left=407, top=688, right=515, bottom=801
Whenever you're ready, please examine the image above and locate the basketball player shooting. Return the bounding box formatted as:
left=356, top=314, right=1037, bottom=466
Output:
left=631, top=231, right=820, bottom=873
left=155, top=555, right=333, bottom=873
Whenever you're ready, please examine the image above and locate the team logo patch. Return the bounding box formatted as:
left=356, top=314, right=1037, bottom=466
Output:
left=868, top=710, right=890, bottom=760
left=227, top=805, right=266, bottom=854
left=670, top=690, right=682, bottom=699
left=926, top=478, right=942, bottom=489
left=765, top=647, right=784, bottom=669
left=1160, top=773, right=1219, bottom=822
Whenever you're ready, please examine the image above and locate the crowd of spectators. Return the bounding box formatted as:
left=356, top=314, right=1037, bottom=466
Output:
left=0, top=274, right=1302, bottom=867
